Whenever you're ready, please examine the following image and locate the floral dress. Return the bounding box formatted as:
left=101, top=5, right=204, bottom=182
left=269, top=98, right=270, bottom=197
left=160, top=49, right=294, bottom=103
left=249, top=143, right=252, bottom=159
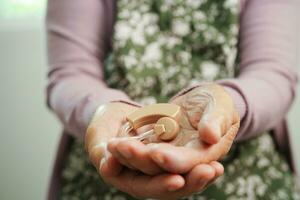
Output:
left=59, top=0, right=299, bottom=199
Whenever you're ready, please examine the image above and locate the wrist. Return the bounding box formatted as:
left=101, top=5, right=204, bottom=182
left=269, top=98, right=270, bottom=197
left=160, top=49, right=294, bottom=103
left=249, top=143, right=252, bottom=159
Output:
left=219, top=86, right=246, bottom=122
left=85, top=103, right=109, bottom=165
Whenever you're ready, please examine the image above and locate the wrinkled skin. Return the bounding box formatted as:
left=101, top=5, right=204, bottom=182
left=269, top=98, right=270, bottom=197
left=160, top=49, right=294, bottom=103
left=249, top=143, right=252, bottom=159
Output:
left=85, top=83, right=240, bottom=199
left=148, top=84, right=240, bottom=174
left=85, top=102, right=139, bottom=167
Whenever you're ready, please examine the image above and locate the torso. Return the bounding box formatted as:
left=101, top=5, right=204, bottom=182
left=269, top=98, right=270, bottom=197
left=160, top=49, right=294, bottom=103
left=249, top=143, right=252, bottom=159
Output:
left=58, top=1, right=299, bottom=199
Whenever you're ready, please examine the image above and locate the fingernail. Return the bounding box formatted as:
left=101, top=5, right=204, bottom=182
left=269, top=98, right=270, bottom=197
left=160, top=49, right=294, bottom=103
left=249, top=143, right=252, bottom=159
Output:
left=153, top=153, right=165, bottom=164
left=147, top=143, right=159, bottom=149
left=99, top=158, right=106, bottom=169
left=120, top=149, right=132, bottom=159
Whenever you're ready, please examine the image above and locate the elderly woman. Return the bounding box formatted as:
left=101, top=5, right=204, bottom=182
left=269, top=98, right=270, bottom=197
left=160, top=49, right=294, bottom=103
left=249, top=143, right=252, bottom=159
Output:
left=46, top=0, right=299, bottom=199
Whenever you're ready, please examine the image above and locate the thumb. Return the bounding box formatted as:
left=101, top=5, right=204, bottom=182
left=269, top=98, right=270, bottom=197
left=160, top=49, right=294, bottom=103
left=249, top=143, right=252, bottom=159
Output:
left=197, top=94, right=235, bottom=145
left=199, top=112, right=240, bottom=163
left=197, top=112, right=225, bottom=145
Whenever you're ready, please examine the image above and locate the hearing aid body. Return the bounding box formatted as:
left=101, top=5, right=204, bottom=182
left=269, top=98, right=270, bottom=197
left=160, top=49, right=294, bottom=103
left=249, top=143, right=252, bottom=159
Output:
left=122, top=103, right=182, bottom=141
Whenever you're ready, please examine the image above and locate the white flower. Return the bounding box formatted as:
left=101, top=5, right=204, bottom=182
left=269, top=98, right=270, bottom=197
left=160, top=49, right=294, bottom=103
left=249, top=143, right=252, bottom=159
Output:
left=142, top=13, right=158, bottom=25
left=166, top=66, right=179, bottom=78
left=157, top=35, right=167, bottom=45
left=172, top=19, right=190, bottom=36
left=257, top=158, right=270, bottom=168
left=129, top=11, right=142, bottom=26
left=145, top=77, right=156, bottom=86
left=160, top=5, right=169, bottom=12
left=139, top=96, right=157, bottom=105
left=195, top=23, right=207, bottom=31
left=131, top=29, right=146, bottom=45
left=119, top=10, right=130, bottom=19
left=145, top=25, right=158, bottom=36
left=230, top=24, right=239, bottom=35
left=142, top=42, right=162, bottom=62
left=139, top=4, right=149, bottom=13
left=266, top=166, right=282, bottom=179
left=154, top=62, right=163, bottom=69
left=224, top=0, right=238, bottom=9
left=186, top=0, right=204, bottom=8
left=163, top=0, right=175, bottom=8
left=245, top=176, right=264, bottom=199
left=203, top=33, right=212, bottom=41
left=193, top=11, right=206, bottom=21
left=201, top=61, right=220, bottom=80
left=165, top=36, right=181, bottom=48
left=224, top=183, right=235, bottom=194
left=217, top=34, right=225, bottom=43
left=122, top=55, right=137, bottom=69
left=179, top=51, right=191, bottom=64
left=225, top=47, right=237, bottom=70
left=128, top=49, right=136, bottom=56
left=203, top=27, right=217, bottom=41
left=174, top=7, right=186, bottom=17
left=115, top=22, right=131, bottom=40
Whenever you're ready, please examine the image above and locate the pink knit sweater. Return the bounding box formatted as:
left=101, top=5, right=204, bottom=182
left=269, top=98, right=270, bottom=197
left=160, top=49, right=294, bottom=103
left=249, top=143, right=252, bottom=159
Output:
left=46, top=0, right=298, bottom=171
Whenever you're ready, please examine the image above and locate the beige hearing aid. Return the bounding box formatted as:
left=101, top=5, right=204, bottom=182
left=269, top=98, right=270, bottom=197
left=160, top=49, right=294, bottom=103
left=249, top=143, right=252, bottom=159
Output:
left=122, top=103, right=181, bottom=141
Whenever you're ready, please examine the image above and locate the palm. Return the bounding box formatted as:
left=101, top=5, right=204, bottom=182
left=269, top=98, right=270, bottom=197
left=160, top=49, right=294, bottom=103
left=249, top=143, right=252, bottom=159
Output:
left=170, top=98, right=240, bottom=163
left=85, top=102, right=139, bottom=167
left=147, top=85, right=241, bottom=173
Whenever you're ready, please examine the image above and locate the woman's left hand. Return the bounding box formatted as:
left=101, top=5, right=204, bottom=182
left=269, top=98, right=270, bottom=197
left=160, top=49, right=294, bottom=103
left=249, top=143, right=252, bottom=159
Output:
left=149, top=83, right=240, bottom=173
left=108, top=83, right=240, bottom=174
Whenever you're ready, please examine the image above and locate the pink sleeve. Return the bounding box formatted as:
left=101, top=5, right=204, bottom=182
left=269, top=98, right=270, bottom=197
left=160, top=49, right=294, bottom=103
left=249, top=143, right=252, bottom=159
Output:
left=46, top=0, right=131, bottom=139
left=219, top=0, right=298, bottom=141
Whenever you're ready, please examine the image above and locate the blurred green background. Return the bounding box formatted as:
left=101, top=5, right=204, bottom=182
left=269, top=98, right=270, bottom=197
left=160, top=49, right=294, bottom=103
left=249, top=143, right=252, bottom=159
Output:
left=0, top=0, right=299, bottom=199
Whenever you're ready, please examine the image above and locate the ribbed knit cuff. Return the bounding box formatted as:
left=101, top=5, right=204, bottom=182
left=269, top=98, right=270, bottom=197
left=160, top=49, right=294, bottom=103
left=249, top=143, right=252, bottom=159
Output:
left=222, top=86, right=247, bottom=121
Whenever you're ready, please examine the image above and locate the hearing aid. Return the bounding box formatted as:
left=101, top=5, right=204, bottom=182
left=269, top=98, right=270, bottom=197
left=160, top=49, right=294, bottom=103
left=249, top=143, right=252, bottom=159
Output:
left=121, top=103, right=182, bottom=141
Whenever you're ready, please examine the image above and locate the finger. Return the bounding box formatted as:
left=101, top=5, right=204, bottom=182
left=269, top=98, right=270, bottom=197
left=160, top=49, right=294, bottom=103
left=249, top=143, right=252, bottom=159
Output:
left=197, top=87, right=235, bottom=145
left=188, top=121, right=239, bottom=165
left=184, top=163, right=216, bottom=192
left=198, top=114, right=224, bottom=144
left=88, top=144, right=106, bottom=168
left=116, top=139, right=163, bottom=175
left=211, top=119, right=240, bottom=159
left=100, top=162, right=185, bottom=199
left=204, top=161, right=224, bottom=188
left=130, top=173, right=185, bottom=198
left=209, top=161, right=224, bottom=177
left=100, top=158, right=138, bottom=193
left=107, top=139, right=137, bottom=170
left=149, top=143, right=204, bottom=173
left=99, top=156, right=123, bottom=177
left=150, top=120, right=239, bottom=174
left=165, top=163, right=216, bottom=199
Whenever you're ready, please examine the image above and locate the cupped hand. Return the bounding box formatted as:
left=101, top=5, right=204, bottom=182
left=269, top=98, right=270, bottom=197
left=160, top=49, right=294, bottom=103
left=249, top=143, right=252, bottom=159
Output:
left=149, top=83, right=240, bottom=173
left=100, top=154, right=224, bottom=200
left=86, top=102, right=224, bottom=199
left=108, top=83, right=239, bottom=175
left=85, top=102, right=140, bottom=168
